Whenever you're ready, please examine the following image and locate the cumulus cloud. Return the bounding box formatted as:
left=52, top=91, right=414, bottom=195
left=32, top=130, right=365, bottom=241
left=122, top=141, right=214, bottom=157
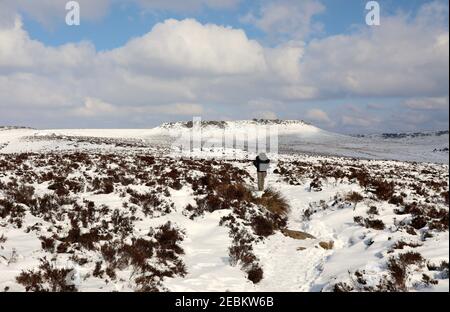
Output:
left=0, top=18, right=96, bottom=74
left=264, top=41, right=303, bottom=82
left=108, top=19, right=266, bottom=76
left=241, top=0, right=325, bottom=41
left=0, top=1, right=448, bottom=132
left=297, top=4, right=449, bottom=100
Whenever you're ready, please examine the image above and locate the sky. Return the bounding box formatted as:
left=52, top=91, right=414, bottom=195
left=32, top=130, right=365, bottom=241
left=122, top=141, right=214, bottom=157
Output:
left=0, top=0, right=448, bottom=133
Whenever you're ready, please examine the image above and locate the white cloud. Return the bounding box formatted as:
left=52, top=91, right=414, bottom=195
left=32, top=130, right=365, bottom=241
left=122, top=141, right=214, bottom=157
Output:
left=108, top=19, right=267, bottom=76
left=0, top=1, right=448, bottom=132
left=71, top=98, right=203, bottom=118
left=0, top=0, right=241, bottom=28
left=341, top=115, right=378, bottom=128
left=156, top=103, right=204, bottom=115
left=0, top=17, right=96, bottom=73
left=306, top=108, right=330, bottom=123
left=72, top=97, right=118, bottom=117
left=255, top=110, right=278, bottom=120
left=241, top=0, right=325, bottom=41
left=0, top=73, right=76, bottom=109
left=403, top=97, right=449, bottom=110
left=247, top=99, right=281, bottom=110
left=297, top=4, right=449, bottom=99
left=264, top=41, right=303, bottom=82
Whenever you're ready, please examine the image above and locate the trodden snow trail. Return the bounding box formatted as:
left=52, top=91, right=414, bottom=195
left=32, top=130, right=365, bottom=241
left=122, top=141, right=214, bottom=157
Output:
left=165, top=162, right=340, bottom=292
left=164, top=210, right=254, bottom=292
left=166, top=161, right=353, bottom=292
left=250, top=163, right=355, bottom=291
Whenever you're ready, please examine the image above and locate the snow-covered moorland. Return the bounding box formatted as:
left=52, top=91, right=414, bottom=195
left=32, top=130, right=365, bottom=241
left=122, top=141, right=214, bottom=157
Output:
left=0, top=124, right=448, bottom=292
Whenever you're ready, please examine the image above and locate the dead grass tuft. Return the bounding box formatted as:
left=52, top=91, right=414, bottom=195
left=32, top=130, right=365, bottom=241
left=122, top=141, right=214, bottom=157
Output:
left=256, top=188, right=290, bottom=216
left=345, top=191, right=364, bottom=210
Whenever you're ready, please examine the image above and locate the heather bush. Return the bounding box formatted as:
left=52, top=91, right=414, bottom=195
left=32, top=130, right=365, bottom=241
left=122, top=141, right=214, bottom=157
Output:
left=16, top=258, right=78, bottom=292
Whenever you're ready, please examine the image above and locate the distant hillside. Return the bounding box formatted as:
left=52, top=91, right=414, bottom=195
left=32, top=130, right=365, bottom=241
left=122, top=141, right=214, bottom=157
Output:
left=354, top=130, right=449, bottom=139
left=0, top=126, right=34, bottom=130
left=156, top=119, right=322, bottom=138
left=160, top=119, right=311, bottom=129
left=0, top=121, right=447, bottom=163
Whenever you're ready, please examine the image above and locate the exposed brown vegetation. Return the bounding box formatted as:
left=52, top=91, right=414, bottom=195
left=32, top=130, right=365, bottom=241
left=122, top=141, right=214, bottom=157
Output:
left=16, top=258, right=78, bottom=292
left=1, top=151, right=447, bottom=292
left=319, top=241, right=334, bottom=250
left=282, top=229, right=315, bottom=240
left=256, top=188, right=290, bottom=216
left=345, top=191, right=364, bottom=210
left=387, top=252, right=424, bottom=291
left=354, top=216, right=385, bottom=230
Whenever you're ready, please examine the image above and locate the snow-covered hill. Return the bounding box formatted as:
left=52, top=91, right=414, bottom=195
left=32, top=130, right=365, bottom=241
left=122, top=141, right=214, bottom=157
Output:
left=0, top=120, right=447, bottom=163
left=157, top=119, right=319, bottom=135
left=152, top=120, right=449, bottom=164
